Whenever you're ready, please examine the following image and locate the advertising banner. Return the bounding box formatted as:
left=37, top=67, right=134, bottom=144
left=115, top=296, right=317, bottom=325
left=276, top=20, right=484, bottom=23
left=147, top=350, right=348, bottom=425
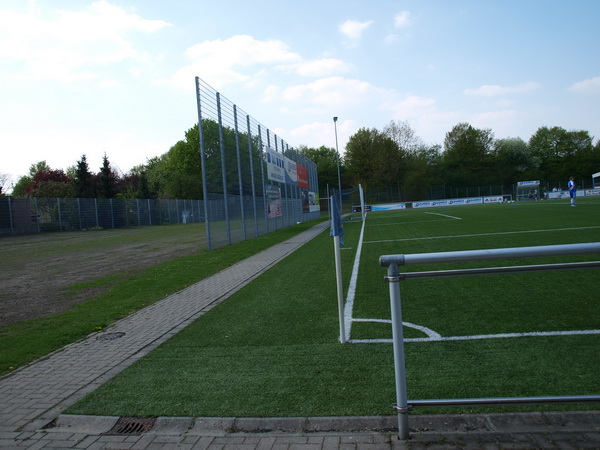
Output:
left=483, top=196, right=503, bottom=203
left=517, top=180, right=540, bottom=186
left=302, top=190, right=320, bottom=213
left=284, top=157, right=298, bottom=185
left=371, top=203, right=406, bottom=211
left=297, top=164, right=309, bottom=189
left=266, top=185, right=282, bottom=218
left=265, top=147, right=285, bottom=184
left=413, top=198, right=484, bottom=208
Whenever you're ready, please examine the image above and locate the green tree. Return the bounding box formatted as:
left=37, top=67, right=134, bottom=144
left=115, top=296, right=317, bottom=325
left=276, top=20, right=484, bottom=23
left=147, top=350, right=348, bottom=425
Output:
left=299, top=145, right=342, bottom=194
left=442, top=123, right=494, bottom=186
left=12, top=161, right=53, bottom=197
left=344, top=127, right=401, bottom=189
left=403, top=144, right=444, bottom=200
left=490, top=137, right=536, bottom=184
left=143, top=156, right=168, bottom=198
left=73, top=155, right=95, bottom=198
left=97, top=153, right=118, bottom=198
left=529, top=126, right=594, bottom=184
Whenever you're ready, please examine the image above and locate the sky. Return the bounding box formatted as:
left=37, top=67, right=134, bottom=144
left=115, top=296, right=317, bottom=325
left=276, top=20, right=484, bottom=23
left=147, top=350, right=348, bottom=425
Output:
left=1, top=0, right=599, bottom=189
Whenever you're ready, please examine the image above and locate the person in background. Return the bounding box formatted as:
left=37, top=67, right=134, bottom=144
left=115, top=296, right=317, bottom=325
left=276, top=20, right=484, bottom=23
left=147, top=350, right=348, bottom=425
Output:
left=568, top=176, right=576, bottom=207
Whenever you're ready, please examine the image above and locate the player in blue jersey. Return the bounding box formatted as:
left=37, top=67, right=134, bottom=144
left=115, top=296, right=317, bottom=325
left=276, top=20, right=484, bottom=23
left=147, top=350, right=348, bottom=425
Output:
left=568, top=176, right=576, bottom=207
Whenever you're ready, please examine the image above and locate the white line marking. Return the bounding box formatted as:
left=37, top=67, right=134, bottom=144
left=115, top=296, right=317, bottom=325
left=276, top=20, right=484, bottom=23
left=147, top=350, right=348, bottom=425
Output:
left=366, top=219, right=453, bottom=226
left=364, top=226, right=600, bottom=244
left=348, top=328, right=600, bottom=344
left=343, top=216, right=367, bottom=341
left=424, top=212, right=462, bottom=220
left=352, top=318, right=442, bottom=339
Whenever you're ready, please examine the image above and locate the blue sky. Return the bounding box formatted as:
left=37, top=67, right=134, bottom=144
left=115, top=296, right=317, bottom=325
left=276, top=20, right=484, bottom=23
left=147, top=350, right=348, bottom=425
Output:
left=1, top=0, right=599, bottom=186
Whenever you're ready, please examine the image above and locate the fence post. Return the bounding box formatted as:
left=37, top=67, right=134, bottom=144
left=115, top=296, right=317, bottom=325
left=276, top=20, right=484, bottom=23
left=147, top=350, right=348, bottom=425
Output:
left=110, top=198, right=114, bottom=229
left=35, top=198, right=40, bottom=233
left=385, top=262, right=410, bottom=440
left=77, top=198, right=82, bottom=230
left=57, top=198, right=63, bottom=231
left=8, top=197, right=14, bottom=234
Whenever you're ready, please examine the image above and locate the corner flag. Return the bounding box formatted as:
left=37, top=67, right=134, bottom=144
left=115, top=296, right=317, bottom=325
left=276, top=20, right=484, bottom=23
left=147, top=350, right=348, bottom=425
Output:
left=329, top=195, right=344, bottom=246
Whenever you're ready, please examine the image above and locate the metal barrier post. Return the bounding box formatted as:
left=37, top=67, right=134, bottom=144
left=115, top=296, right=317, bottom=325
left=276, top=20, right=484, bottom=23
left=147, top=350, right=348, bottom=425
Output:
left=386, top=262, right=410, bottom=439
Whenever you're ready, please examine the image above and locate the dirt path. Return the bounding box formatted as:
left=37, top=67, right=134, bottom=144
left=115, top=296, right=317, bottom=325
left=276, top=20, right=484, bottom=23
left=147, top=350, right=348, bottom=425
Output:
left=0, top=225, right=205, bottom=329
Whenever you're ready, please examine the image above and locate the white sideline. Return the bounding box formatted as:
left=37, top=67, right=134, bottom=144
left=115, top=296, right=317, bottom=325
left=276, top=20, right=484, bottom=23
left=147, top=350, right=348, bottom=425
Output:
left=350, top=328, right=600, bottom=344
left=342, top=214, right=366, bottom=342
left=365, top=225, right=600, bottom=244
left=424, top=212, right=462, bottom=220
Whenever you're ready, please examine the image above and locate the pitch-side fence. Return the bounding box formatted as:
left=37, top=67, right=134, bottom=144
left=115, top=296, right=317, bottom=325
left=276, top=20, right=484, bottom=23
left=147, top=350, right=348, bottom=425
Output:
left=0, top=197, right=206, bottom=235
left=195, top=77, right=320, bottom=250
left=379, top=242, right=600, bottom=439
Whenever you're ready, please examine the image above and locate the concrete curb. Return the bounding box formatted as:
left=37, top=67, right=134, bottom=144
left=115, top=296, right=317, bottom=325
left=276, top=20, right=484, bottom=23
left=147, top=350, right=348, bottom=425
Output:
left=50, top=410, right=600, bottom=435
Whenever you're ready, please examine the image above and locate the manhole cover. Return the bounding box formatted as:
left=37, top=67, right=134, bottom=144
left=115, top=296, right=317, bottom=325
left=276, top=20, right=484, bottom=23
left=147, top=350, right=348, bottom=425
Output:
left=104, top=417, right=156, bottom=435
left=96, top=331, right=126, bottom=341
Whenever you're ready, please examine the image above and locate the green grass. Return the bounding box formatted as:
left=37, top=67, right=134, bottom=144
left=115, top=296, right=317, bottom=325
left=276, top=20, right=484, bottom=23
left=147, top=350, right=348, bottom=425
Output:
left=0, top=219, right=326, bottom=376
left=66, top=198, right=600, bottom=417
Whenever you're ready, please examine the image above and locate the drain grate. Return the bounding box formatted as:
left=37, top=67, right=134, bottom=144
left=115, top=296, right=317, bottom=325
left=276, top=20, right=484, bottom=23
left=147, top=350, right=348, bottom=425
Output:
left=96, top=331, right=126, bottom=341
left=104, top=417, right=156, bottom=435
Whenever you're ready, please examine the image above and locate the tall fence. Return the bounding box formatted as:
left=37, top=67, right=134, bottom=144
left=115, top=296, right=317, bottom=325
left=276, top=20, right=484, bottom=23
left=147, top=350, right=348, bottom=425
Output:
left=195, top=77, right=320, bottom=250
left=0, top=197, right=203, bottom=236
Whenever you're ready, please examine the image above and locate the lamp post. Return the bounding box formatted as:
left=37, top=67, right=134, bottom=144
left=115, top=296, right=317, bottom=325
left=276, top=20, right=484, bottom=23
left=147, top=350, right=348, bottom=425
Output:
left=333, top=117, right=342, bottom=212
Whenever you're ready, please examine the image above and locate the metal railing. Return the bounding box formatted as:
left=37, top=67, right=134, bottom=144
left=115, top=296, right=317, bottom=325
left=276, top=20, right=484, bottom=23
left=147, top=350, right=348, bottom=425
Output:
left=379, top=242, right=600, bottom=439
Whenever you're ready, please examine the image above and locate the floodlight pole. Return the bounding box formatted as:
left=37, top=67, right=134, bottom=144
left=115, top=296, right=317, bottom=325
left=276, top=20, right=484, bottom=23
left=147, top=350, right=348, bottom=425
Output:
left=333, top=117, right=342, bottom=213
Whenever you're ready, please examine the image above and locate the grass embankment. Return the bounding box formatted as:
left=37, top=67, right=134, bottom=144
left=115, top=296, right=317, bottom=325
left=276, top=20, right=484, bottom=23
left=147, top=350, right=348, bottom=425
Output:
left=0, top=219, right=325, bottom=376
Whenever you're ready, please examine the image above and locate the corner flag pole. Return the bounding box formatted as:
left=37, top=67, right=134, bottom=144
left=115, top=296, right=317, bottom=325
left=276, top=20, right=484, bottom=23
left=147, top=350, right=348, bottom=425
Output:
left=330, top=194, right=346, bottom=344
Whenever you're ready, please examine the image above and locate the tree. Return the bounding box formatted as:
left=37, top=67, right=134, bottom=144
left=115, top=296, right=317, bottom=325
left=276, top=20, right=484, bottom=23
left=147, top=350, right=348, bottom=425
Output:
left=26, top=169, right=73, bottom=198
left=403, top=144, right=444, bottom=200
left=73, top=155, right=95, bottom=198
left=97, top=153, right=118, bottom=198
left=12, top=161, right=54, bottom=197
left=383, top=120, right=424, bottom=153
left=529, top=126, right=594, bottom=183
left=344, top=127, right=402, bottom=189
left=442, top=123, right=494, bottom=186
left=0, top=173, right=11, bottom=196
left=299, top=145, right=342, bottom=194
left=490, top=138, right=536, bottom=184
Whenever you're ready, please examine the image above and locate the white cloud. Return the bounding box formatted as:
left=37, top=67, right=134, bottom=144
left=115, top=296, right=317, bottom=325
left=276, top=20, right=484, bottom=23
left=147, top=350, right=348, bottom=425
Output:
left=382, top=95, right=437, bottom=119
left=264, top=77, right=385, bottom=109
left=339, top=19, right=374, bottom=39
left=0, top=0, right=170, bottom=82
left=172, top=35, right=301, bottom=90
left=568, top=76, right=600, bottom=94
left=280, top=58, right=352, bottom=77
left=288, top=119, right=359, bottom=153
left=464, top=82, right=539, bottom=96
left=393, top=11, right=411, bottom=28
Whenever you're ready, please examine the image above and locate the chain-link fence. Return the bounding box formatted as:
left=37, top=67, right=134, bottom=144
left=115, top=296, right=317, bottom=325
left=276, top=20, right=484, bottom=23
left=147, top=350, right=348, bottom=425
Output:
left=195, top=77, right=320, bottom=250
left=0, top=197, right=203, bottom=236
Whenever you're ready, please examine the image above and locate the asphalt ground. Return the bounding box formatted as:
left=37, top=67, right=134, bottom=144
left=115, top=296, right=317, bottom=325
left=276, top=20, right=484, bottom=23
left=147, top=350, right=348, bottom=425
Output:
left=1, top=220, right=599, bottom=449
